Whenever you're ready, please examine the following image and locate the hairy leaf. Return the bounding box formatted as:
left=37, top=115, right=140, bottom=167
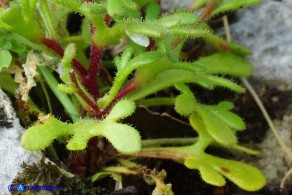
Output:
left=193, top=104, right=239, bottom=145
left=185, top=153, right=266, bottom=191
left=196, top=53, right=252, bottom=77
left=212, top=0, right=263, bottom=16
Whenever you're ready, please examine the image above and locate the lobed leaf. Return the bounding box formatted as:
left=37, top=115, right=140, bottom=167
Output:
left=193, top=104, right=238, bottom=145
left=22, top=115, right=74, bottom=151
left=185, top=153, right=266, bottom=191
left=199, top=165, right=226, bottom=186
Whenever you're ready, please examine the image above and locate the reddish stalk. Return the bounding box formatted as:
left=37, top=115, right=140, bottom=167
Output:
left=200, top=0, right=217, bottom=21
left=83, top=23, right=103, bottom=99
left=146, top=38, right=156, bottom=51
left=69, top=71, right=101, bottom=116
left=0, top=0, right=8, bottom=9
left=41, top=38, right=87, bottom=76
left=113, top=80, right=138, bottom=102
left=97, top=80, right=139, bottom=118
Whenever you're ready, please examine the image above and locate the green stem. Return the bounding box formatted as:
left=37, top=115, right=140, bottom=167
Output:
left=39, top=0, right=57, bottom=39
left=137, top=97, right=175, bottom=107
left=39, top=76, right=52, bottom=113
left=101, top=166, right=138, bottom=175
left=38, top=66, right=79, bottom=122
left=47, top=145, right=59, bottom=161
left=142, top=137, right=197, bottom=148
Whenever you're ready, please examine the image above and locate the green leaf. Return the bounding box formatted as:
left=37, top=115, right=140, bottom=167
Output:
left=0, top=50, right=12, bottom=71
left=174, top=84, right=197, bottom=116
left=98, top=123, right=141, bottom=154
left=204, top=33, right=252, bottom=55
left=127, top=51, right=164, bottom=71
left=196, top=53, right=253, bottom=77
left=199, top=165, right=226, bottom=186
left=193, top=104, right=238, bottom=145
left=205, top=154, right=266, bottom=191
left=128, top=69, right=213, bottom=101
left=207, top=75, right=245, bottom=93
left=145, top=2, right=160, bottom=20
left=158, top=12, right=200, bottom=27
left=60, top=43, right=76, bottom=82
left=0, top=6, right=41, bottom=41
left=92, top=172, right=122, bottom=182
left=105, top=100, right=136, bottom=122
left=170, top=28, right=209, bottom=38
left=212, top=0, right=263, bottom=16
left=0, top=73, right=18, bottom=95
left=175, top=93, right=197, bottom=116
left=212, top=102, right=245, bottom=130
left=22, top=115, right=74, bottom=151
left=185, top=153, right=266, bottom=191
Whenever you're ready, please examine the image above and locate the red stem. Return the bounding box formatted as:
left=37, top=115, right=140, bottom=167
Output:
left=70, top=71, right=101, bottom=115
left=83, top=24, right=102, bottom=100
left=146, top=38, right=156, bottom=51
left=41, top=38, right=87, bottom=76
left=0, top=0, right=8, bottom=9
left=113, top=80, right=138, bottom=102
left=97, top=80, right=138, bottom=118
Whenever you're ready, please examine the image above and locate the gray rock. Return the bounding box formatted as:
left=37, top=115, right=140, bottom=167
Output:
left=161, top=0, right=193, bottom=12
left=231, top=0, right=292, bottom=82
left=0, top=89, right=41, bottom=194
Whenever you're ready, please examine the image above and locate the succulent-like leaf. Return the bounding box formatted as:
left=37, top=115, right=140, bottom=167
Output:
left=199, top=165, right=226, bottom=186
left=23, top=101, right=141, bottom=154
left=174, top=84, right=197, bottom=116
left=185, top=153, right=266, bottom=191
left=105, top=99, right=136, bottom=122
left=22, top=115, right=74, bottom=151
left=98, top=122, right=141, bottom=154
left=175, top=93, right=197, bottom=116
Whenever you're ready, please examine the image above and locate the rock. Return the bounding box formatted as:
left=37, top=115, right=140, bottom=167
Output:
left=231, top=0, right=292, bottom=82
left=0, top=89, right=41, bottom=194
left=161, top=0, right=192, bottom=12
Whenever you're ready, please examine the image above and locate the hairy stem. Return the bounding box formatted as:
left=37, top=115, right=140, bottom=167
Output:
left=70, top=71, right=101, bottom=116
left=41, top=38, right=87, bottom=75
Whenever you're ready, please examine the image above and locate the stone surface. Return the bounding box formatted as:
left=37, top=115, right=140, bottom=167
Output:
left=161, top=0, right=192, bottom=12
left=231, top=0, right=292, bottom=82
left=0, top=89, right=41, bottom=194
